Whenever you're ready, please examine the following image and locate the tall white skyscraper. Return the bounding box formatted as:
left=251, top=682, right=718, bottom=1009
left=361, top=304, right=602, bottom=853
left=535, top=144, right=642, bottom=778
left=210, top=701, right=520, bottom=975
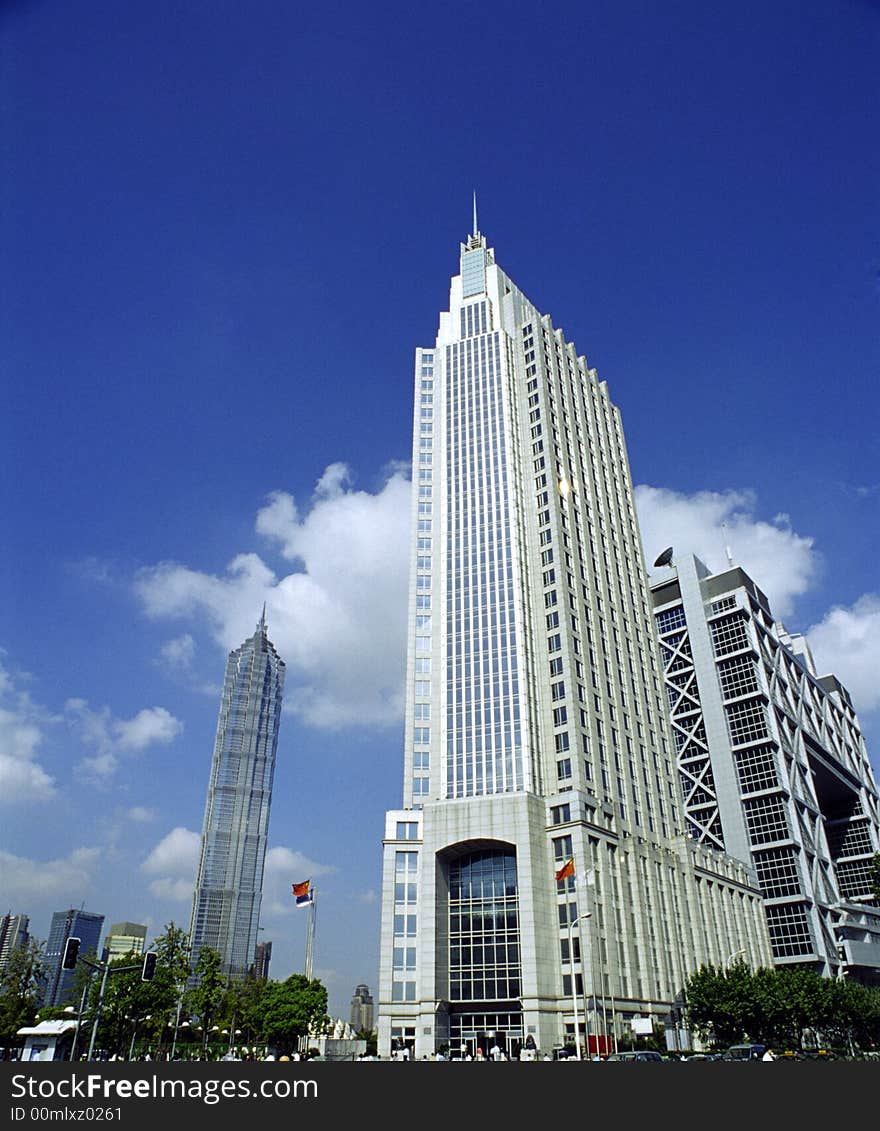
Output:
left=377, top=222, right=772, bottom=1059
left=189, top=609, right=285, bottom=980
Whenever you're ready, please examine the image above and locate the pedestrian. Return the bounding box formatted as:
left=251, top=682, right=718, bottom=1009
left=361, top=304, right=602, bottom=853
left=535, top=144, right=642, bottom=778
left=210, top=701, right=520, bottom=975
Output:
left=762, top=1047, right=776, bottom=1062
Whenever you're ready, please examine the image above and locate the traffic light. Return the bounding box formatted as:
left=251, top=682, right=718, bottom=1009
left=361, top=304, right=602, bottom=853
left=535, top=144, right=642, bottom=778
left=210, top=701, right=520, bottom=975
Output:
left=62, top=937, right=81, bottom=970
left=141, top=952, right=157, bottom=982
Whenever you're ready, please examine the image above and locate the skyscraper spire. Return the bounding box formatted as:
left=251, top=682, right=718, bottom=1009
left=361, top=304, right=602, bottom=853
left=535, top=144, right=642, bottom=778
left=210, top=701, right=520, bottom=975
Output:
left=258, top=602, right=267, bottom=633
left=472, top=190, right=478, bottom=238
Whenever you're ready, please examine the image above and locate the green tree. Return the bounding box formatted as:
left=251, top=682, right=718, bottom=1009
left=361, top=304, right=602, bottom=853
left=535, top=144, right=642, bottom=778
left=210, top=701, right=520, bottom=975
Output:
left=0, top=939, right=47, bottom=1048
left=257, top=975, right=328, bottom=1055
left=84, top=953, right=155, bottom=1059
left=219, top=975, right=270, bottom=1051
left=684, top=962, right=759, bottom=1047
left=186, top=947, right=225, bottom=1058
left=149, top=922, right=191, bottom=1057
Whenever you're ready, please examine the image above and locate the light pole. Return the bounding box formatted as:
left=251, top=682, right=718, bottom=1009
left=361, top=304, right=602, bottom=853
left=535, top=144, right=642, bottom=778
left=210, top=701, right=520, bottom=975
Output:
left=169, top=991, right=185, bottom=1061
left=566, top=911, right=592, bottom=1060
left=725, top=948, right=746, bottom=970
left=128, top=1014, right=151, bottom=1061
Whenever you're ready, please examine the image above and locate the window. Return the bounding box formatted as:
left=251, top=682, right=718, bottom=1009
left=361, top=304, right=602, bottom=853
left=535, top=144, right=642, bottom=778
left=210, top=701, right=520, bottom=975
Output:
left=549, top=657, right=564, bottom=676
left=744, top=794, right=789, bottom=845
left=734, top=745, right=778, bottom=793
left=557, top=758, right=572, bottom=779
left=396, top=821, right=419, bottom=840
left=711, top=615, right=749, bottom=656
left=727, top=699, right=768, bottom=745
left=551, top=681, right=566, bottom=701
left=555, top=732, right=570, bottom=753
left=753, top=848, right=802, bottom=899
left=655, top=605, right=687, bottom=634
left=553, top=706, right=568, bottom=727
left=718, top=655, right=759, bottom=699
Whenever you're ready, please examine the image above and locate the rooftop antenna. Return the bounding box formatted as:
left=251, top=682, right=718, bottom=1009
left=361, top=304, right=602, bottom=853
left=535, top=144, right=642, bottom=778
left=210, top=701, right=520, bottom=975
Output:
left=473, top=190, right=478, bottom=237
left=721, top=522, right=734, bottom=567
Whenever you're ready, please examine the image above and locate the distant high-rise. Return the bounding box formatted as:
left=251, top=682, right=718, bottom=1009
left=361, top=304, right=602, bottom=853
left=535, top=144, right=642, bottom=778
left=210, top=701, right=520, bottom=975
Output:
left=349, top=983, right=374, bottom=1033
left=252, top=940, right=272, bottom=980
left=43, top=909, right=104, bottom=1007
left=377, top=222, right=773, bottom=1059
left=102, top=922, right=147, bottom=963
left=0, top=913, right=30, bottom=974
left=651, top=554, right=880, bottom=981
left=189, top=609, right=285, bottom=981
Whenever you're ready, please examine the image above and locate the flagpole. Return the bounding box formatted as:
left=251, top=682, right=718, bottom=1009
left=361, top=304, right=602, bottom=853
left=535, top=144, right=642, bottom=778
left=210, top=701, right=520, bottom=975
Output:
left=304, top=885, right=316, bottom=982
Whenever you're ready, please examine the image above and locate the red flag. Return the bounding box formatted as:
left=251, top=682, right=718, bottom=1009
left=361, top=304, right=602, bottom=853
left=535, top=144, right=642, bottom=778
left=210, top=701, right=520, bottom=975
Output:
left=555, top=858, right=575, bottom=882
left=292, top=880, right=312, bottom=907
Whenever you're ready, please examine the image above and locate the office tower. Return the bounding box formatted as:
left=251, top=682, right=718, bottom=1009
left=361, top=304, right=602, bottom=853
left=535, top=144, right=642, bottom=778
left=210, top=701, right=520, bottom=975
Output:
left=0, top=913, right=30, bottom=974
left=252, top=940, right=272, bottom=980
left=102, top=922, right=147, bottom=963
left=377, top=222, right=773, bottom=1059
left=350, top=983, right=375, bottom=1033
left=189, top=609, right=285, bottom=981
left=43, top=909, right=104, bottom=1007
left=651, top=553, right=880, bottom=980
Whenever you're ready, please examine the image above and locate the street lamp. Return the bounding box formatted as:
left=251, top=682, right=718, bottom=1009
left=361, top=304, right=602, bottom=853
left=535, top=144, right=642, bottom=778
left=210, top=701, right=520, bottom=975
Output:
left=725, top=948, right=746, bottom=970
left=566, top=911, right=592, bottom=1060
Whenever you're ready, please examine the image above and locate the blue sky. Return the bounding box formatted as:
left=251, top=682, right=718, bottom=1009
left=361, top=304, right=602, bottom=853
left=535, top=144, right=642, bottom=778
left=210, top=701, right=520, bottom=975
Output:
left=1, top=1, right=878, bottom=1019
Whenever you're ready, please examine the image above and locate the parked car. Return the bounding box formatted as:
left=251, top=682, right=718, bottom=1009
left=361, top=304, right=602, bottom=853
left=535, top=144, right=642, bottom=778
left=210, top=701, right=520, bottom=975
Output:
left=723, top=1044, right=766, bottom=1061
left=605, top=1050, right=665, bottom=1062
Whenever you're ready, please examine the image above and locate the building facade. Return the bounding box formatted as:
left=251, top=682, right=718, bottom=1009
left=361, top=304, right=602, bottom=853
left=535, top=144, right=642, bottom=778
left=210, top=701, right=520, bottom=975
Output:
left=0, top=913, right=30, bottom=974
left=43, top=909, right=104, bottom=1008
left=349, top=983, right=375, bottom=1034
left=102, top=922, right=147, bottom=963
left=189, top=609, right=285, bottom=981
left=252, top=940, right=272, bottom=980
left=651, top=553, right=880, bottom=981
left=377, top=225, right=772, bottom=1060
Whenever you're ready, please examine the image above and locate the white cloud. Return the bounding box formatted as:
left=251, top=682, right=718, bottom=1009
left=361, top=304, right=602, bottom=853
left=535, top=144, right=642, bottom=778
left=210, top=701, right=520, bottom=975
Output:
left=66, top=699, right=183, bottom=782
left=264, top=846, right=335, bottom=879
left=0, top=847, right=101, bottom=902
left=127, top=806, right=156, bottom=823
left=261, top=846, right=336, bottom=916
left=115, top=707, right=183, bottom=751
left=141, top=827, right=200, bottom=902
left=147, top=877, right=195, bottom=902
left=358, top=889, right=378, bottom=905
left=807, top=594, right=880, bottom=715
left=0, top=753, right=56, bottom=805
left=0, top=662, right=57, bottom=804
left=141, top=826, right=201, bottom=876
left=635, top=485, right=819, bottom=618
left=158, top=634, right=196, bottom=671
left=134, top=464, right=412, bottom=729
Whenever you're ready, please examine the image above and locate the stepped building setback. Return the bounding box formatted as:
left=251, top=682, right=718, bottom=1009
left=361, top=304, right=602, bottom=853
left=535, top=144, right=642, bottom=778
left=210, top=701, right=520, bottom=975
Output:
left=377, top=219, right=773, bottom=1060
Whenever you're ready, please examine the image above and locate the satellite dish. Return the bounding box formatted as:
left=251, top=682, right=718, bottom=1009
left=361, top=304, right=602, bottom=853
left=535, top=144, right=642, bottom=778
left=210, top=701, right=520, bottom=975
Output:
left=653, top=546, right=674, bottom=568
